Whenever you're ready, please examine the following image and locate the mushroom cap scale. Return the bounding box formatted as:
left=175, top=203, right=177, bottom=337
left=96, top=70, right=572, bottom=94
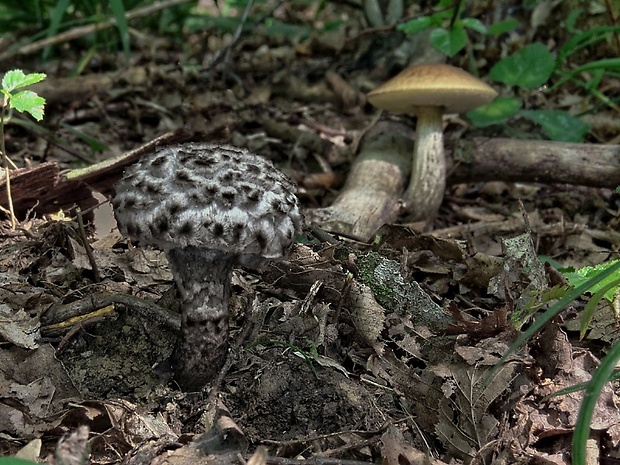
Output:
left=113, top=143, right=303, bottom=262
left=367, top=63, right=498, bottom=114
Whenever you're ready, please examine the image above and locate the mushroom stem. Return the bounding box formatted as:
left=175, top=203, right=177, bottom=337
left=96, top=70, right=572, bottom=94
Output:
left=165, top=246, right=233, bottom=390
left=402, top=105, right=446, bottom=222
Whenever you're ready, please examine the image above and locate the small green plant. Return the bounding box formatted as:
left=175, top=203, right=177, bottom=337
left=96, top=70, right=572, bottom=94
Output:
left=516, top=259, right=620, bottom=337
left=1, top=69, right=47, bottom=228
left=487, top=259, right=620, bottom=465
left=396, top=0, right=517, bottom=57
left=468, top=42, right=592, bottom=142
left=469, top=10, right=620, bottom=142
left=398, top=3, right=618, bottom=142
left=563, top=260, right=620, bottom=338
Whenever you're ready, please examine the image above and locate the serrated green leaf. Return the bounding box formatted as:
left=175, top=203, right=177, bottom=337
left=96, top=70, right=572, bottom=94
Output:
left=19, top=72, right=46, bottom=88
left=2, top=70, right=46, bottom=92
left=564, top=260, right=620, bottom=302
left=430, top=27, right=467, bottom=57
left=2, top=69, right=26, bottom=92
left=10, top=90, right=46, bottom=120
left=489, top=43, right=555, bottom=89
left=519, top=109, right=590, bottom=142
left=467, top=96, right=521, bottom=127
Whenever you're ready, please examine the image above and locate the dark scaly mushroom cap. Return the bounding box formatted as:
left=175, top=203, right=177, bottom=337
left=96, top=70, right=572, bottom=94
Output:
left=112, top=143, right=303, bottom=262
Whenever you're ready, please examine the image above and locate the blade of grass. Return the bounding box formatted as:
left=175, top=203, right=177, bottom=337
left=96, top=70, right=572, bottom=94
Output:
left=44, top=0, right=71, bottom=61
left=109, top=0, right=130, bottom=58
left=579, top=278, right=620, bottom=339
left=572, top=341, right=620, bottom=465
left=485, top=260, right=620, bottom=385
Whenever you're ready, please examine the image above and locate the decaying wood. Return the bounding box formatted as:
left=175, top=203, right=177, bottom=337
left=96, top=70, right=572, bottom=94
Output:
left=307, top=130, right=619, bottom=238
left=64, top=129, right=188, bottom=196
left=448, top=137, right=620, bottom=188
left=0, top=130, right=188, bottom=219
left=0, top=162, right=95, bottom=218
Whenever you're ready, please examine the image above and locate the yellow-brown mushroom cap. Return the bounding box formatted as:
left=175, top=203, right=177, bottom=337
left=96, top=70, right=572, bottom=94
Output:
left=367, top=63, right=498, bottom=114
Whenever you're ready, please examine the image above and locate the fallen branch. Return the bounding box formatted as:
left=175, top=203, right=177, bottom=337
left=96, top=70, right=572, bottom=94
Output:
left=448, top=137, right=620, bottom=188
left=0, top=129, right=187, bottom=219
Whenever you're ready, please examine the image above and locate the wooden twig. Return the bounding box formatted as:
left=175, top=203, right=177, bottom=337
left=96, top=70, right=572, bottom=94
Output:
left=41, top=291, right=180, bottom=332
left=75, top=207, right=101, bottom=283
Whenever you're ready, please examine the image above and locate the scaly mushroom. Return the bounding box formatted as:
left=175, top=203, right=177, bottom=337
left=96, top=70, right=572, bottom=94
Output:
left=367, top=63, right=498, bottom=222
left=112, top=143, right=303, bottom=390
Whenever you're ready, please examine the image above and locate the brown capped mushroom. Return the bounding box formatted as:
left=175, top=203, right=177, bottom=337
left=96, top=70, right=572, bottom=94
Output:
left=112, top=143, right=303, bottom=390
left=367, top=63, right=498, bottom=222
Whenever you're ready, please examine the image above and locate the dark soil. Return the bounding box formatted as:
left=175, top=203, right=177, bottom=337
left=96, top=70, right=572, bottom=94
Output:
left=0, top=2, right=619, bottom=464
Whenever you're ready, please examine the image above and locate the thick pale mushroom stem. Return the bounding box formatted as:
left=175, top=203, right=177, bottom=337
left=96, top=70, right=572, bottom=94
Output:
left=402, top=105, right=446, bottom=222
left=305, top=122, right=413, bottom=241
left=166, top=247, right=234, bottom=390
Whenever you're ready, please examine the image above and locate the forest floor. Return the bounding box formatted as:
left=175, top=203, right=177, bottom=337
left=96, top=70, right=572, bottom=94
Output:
left=0, top=2, right=619, bottom=464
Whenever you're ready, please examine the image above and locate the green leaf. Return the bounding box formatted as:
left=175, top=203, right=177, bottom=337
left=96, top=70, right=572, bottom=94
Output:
left=486, top=260, right=620, bottom=388
left=555, top=58, right=620, bottom=89
left=467, top=96, right=521, bottom=127
left=109, top=0, right=130, bottom=58
left=397, top=16, right=434, bottom=35
left=565, top=9, right=584, bottom=33
left=458, top=17, right=486, bottom=34
left=44, top=0, right=70, bottom=60
left=573, top=341, right=620, bottom=465
left=563, top=260, right=620, bottom=302
left=487, top=18, right=518, bottom=36
left=9, top=90, right=46, bottom=120
left=579, top=280, right=620, bottom=339
left=2, top=70, right=46, bottom=93
left=519, top=109, right=590, bottom=142
left=430, top=27, right=467, bottom=57
left=489, top=43, right=555, bottom=89
left=558, top=26, right=620, bottom=63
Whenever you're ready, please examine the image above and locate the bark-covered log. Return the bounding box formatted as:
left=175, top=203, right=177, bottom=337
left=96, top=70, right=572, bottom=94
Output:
left=448, top=137, right=620, bottom=188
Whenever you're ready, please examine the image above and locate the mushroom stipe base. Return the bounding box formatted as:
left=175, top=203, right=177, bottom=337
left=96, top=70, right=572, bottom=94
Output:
left=167, top=247, right=233, bottom=390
